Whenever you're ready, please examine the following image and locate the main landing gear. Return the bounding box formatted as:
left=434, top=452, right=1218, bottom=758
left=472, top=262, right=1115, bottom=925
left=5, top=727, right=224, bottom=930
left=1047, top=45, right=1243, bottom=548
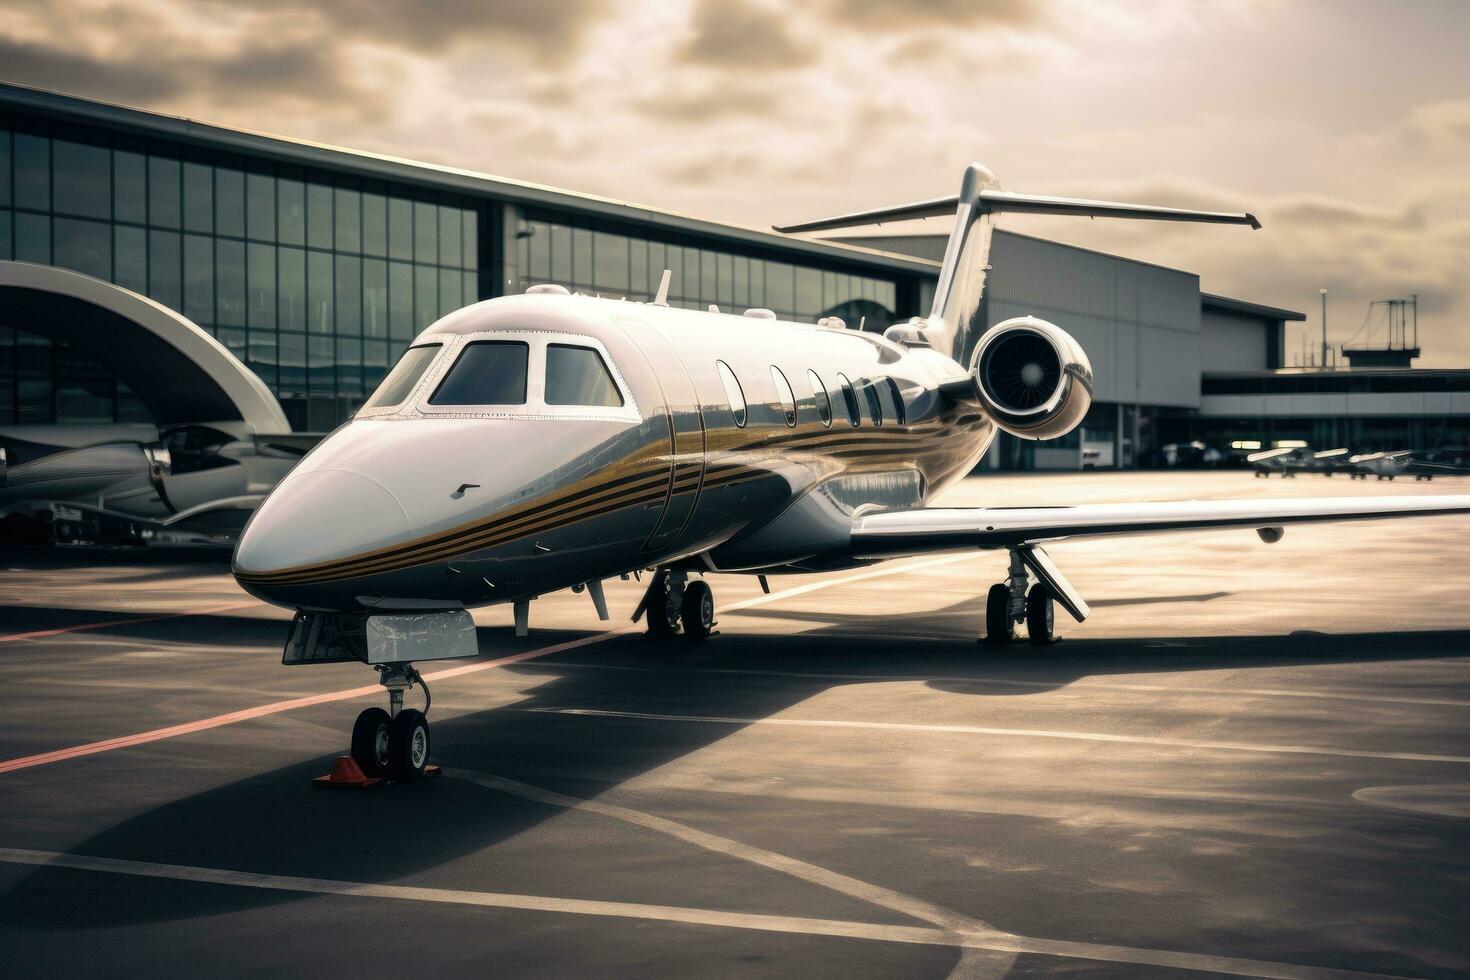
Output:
left=350, top=663, right=433, bottom=781
left=635, top=567, right=715, bottom=640
left=984, top=548, right=1058, bottom=647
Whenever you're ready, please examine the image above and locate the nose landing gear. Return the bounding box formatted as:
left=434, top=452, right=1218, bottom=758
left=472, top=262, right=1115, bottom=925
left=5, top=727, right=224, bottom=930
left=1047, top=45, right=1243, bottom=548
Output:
left=348, top=663, right=435, bottom=781
left=634, top=567, right=716, bottom=641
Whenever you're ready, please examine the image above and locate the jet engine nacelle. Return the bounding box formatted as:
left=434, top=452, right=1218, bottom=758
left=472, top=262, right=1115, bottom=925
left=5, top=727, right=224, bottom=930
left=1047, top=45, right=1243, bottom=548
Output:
left=971, top=315, right=1093, bottom=441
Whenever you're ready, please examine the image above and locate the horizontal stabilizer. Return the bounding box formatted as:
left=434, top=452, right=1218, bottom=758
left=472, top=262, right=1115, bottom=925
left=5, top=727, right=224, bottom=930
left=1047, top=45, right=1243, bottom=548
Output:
left=775, top=189, right=1259, bottom=234
left=1247, top=447, right=1295, bottom=462
left=850, top=495, right=1470, bottom=558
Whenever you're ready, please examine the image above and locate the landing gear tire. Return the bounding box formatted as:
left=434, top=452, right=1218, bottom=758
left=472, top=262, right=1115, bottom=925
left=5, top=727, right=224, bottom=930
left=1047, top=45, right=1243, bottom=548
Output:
left=1026, top=584, right=1056, bottom=646
left=681, top=580, right=715, bottom=640
left=350, top=707, right=392, bottom=777
left=388, top=708, right=431, bottom=781
left=984, top=583, right=1013, bottom=645
left=645, top=568, right=680, bottom=639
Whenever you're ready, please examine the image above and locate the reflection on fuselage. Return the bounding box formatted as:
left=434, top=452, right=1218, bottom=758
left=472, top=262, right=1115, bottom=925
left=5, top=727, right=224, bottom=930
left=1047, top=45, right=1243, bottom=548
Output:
left=232, top=293, right=993, bottom=611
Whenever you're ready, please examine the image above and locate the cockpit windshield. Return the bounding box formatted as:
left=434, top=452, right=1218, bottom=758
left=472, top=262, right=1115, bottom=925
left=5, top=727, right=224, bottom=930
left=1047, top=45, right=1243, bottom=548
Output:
left=362, top=344, right=441, bottom=409
left=430, top=341, right=529, bottom=406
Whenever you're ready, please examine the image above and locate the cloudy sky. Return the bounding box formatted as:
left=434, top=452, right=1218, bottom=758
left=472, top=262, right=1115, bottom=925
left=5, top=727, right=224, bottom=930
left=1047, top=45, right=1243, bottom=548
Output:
left=4, top=0, right=1469, bottom=364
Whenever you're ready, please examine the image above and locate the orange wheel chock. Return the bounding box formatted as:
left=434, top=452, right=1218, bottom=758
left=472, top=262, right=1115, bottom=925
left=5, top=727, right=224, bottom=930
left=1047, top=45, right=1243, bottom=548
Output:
left=312, top=756, right=380, bottom=789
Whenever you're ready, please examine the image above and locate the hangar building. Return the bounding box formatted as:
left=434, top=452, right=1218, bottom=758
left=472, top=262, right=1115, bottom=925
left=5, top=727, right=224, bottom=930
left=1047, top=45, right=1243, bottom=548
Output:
left=3, top=81, right=1465, bottom=470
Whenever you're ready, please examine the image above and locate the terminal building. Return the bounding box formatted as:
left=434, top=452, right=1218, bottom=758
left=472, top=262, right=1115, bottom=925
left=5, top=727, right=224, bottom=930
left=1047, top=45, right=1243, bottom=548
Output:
left=3, top=81, right=1466, bottom=469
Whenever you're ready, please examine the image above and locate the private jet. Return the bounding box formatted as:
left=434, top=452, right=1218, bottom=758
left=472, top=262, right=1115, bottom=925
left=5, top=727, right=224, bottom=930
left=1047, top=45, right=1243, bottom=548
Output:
left=1346, top=450, right=1444, bottom=481
left=232, top=163, right=1470, bottom=780
left=1, top=423, right=317, bottom=547
left=1247, top=446, right=1351, bottom=478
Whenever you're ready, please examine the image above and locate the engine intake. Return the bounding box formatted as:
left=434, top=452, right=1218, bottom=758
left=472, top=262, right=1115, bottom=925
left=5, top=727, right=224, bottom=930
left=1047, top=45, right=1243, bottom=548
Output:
left=972, top=316, right=1092, bottom=440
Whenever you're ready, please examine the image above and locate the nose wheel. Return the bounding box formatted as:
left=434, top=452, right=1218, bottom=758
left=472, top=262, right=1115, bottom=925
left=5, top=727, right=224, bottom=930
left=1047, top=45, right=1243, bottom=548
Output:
left=348, top=664, right=434, bottom=781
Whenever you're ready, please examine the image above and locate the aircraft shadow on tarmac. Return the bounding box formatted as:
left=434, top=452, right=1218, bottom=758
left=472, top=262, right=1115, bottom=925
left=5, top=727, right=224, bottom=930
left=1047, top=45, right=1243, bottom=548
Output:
left=3, top=577, right=1470, bottom=934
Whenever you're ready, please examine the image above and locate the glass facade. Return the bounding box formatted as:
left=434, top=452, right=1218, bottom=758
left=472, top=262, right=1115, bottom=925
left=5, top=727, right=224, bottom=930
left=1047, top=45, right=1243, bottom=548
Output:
left=0, top=104, right=924, bottom=432
left=511, top=216, right=898, bottom=324
left=0, top=121, right=479, bottom=430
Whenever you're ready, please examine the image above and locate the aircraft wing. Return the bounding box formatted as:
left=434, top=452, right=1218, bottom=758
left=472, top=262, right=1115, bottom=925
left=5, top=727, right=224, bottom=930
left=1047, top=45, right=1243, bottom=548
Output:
left=849, top=495, right=1470, bottom=558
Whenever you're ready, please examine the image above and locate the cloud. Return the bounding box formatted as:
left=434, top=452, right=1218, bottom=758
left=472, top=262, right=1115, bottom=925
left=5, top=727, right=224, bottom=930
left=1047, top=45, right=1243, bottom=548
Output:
left=635, top=81, right=781, bottom=122
left=0, top=34, right=370, bottom=114
left=201, top=0, right=612, bottom=58
left=676, top=0, right=815, bottom=69
left=827, top=0, right=1044, bottom=29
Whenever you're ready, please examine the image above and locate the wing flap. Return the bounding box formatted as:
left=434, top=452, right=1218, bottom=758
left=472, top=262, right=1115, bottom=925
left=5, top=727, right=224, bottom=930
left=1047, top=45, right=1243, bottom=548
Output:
left=850, top=495, right=1470, bottom=558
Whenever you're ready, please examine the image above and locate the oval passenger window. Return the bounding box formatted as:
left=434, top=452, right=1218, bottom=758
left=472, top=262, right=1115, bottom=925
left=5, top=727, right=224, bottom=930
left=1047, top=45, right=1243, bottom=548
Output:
left=835, top=372, right=860, bottom=427
left=717, top=360, right=747, bottom=427
left=864, top=383, right=884, bottom=426
left=885, top=377, right=907, bottom=425
left=770, top=366, right=797, bottom=427
left=807, top=370, right=832, bottom=427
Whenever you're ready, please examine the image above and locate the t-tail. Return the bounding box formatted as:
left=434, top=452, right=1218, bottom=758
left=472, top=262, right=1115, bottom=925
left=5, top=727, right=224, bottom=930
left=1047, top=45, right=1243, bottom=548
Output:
left=774, top=163, right=1260, bottom=366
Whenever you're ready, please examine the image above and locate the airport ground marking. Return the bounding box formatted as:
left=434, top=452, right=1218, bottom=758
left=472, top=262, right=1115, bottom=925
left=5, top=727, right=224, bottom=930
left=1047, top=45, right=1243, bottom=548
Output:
left=0, top=601, right=257, bottom=644
left=529, top=660, right=1470, bottom=709
left=455, top=769, right=996, bottom=936
left=0, top=848, right=1401, bottom=980
left=523, top=707, right=1470, bottom=765
left=0, top=553, right=975, bottom=775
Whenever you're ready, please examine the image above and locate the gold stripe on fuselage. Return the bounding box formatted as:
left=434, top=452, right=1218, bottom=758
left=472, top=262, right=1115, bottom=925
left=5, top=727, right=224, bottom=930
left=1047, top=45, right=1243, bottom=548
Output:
left=237, top=410, right=979, bottom=587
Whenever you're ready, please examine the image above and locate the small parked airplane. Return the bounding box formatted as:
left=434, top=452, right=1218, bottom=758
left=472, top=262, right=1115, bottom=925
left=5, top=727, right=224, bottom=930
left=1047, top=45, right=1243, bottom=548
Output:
left=1346, top=450, right=1450, bottom=481
left=232, top=163, right=1470, bottom=780
left=1247, top=446, right=1351, bottom=478
left=1, top=423, right=317, bottom=547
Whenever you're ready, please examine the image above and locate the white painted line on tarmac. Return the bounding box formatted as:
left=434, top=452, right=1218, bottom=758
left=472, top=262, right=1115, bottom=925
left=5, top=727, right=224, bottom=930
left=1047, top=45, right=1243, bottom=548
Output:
left=455, top=769, right=995, bottom=935
left=0, top=848, right=1399, bottom=979
left=523, top=707, right=1470, bottom=765
left=529, top=660, right=1470, bottom=709
left=0, top=553, right=975, bottom=775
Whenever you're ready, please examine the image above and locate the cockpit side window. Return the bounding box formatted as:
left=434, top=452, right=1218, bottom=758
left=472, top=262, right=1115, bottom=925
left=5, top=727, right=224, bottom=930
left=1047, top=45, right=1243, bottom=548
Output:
left=545, top=344, right=623, bottom=406
left=362, top=344, right=441, bottom=409
left=770, top=366, right=797, bottom=427
left=429, top=340, right=529, bottom=405
left=716, top=360, right=747, bottom=427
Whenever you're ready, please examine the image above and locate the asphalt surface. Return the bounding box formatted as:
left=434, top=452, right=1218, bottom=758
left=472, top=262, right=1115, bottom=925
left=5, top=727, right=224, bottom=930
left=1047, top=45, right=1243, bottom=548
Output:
left=1, top=470, right=1468, bottom=979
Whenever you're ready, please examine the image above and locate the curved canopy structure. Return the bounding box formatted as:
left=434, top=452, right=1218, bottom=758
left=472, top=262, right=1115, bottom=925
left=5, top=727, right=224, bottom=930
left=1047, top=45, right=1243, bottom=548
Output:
left=0, top=261, right=289, bottom=433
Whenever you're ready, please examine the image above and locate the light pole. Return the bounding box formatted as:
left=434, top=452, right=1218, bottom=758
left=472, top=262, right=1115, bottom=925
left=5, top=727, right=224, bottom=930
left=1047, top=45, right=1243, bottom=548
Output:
left=1320, top=288, right=1328, bottom=369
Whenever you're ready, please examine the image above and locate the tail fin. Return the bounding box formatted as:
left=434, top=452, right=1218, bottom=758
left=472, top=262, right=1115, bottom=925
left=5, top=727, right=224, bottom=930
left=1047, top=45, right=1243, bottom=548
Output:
left=775, top=163, right=1259, bottom=365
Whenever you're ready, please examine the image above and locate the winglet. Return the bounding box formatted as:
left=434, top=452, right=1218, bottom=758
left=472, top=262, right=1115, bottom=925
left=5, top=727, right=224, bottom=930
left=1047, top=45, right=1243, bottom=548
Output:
left=652, top=269, right=672, bottom=307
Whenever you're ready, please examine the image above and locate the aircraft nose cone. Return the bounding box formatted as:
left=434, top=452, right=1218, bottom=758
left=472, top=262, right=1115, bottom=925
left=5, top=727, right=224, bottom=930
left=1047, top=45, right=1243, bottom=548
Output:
left=234, top=469, right=411, bottom=590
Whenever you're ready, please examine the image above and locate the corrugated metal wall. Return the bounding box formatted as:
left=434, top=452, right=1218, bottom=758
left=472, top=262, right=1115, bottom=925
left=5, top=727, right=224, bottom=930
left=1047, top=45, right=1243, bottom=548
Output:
left=984, top=231, right=1201, bottom=408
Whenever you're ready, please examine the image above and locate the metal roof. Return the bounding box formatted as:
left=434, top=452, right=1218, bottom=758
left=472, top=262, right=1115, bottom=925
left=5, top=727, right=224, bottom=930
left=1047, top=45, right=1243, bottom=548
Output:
left=1204, top=367, right=1466, bottom=378
left=1200, top=292, right=1306, bottom=322
left=0, top=80, right=938, bottom=277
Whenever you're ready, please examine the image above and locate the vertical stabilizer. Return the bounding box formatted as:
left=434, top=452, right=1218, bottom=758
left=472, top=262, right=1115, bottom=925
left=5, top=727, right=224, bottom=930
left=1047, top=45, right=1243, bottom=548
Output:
left=774, top=163, right=1257, bottom=367
left=922, top=163, right=1001, bottom=365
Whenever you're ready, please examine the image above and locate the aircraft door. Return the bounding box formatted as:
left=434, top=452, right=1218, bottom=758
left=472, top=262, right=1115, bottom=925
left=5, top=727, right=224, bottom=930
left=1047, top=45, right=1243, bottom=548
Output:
left=630, top=326, right=705, bottom=553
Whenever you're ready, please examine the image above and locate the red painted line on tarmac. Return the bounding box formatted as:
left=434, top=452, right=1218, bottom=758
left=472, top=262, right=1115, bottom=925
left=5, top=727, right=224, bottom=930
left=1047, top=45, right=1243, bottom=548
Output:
left=0, top=602, right=257, bottom=644
left=0, top=555, right=970, bottom=775
left=0, top=630, right=624, bottom=775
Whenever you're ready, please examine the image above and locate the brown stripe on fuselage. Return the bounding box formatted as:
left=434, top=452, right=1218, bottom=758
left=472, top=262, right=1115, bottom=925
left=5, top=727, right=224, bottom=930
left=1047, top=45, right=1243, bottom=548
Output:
left=238, top=409, right=972, bottom=587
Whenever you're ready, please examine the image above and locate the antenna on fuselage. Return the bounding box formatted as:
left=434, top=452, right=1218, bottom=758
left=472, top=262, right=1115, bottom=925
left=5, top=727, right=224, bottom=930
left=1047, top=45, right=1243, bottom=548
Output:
left=652, top=269, right=672, bottom=307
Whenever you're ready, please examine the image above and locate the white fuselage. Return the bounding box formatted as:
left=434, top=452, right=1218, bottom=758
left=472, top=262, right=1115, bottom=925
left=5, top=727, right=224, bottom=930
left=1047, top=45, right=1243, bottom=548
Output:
left=233, top=293, right=994, bottom=611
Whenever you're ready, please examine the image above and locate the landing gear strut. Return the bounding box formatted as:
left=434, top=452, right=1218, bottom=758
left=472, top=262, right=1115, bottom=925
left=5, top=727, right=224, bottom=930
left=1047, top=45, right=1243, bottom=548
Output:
left=635, top=567, right=715, bottom=640
left=984, top=548, right=1059, bottom=647
left=350, top=663, right=432, bottom=780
